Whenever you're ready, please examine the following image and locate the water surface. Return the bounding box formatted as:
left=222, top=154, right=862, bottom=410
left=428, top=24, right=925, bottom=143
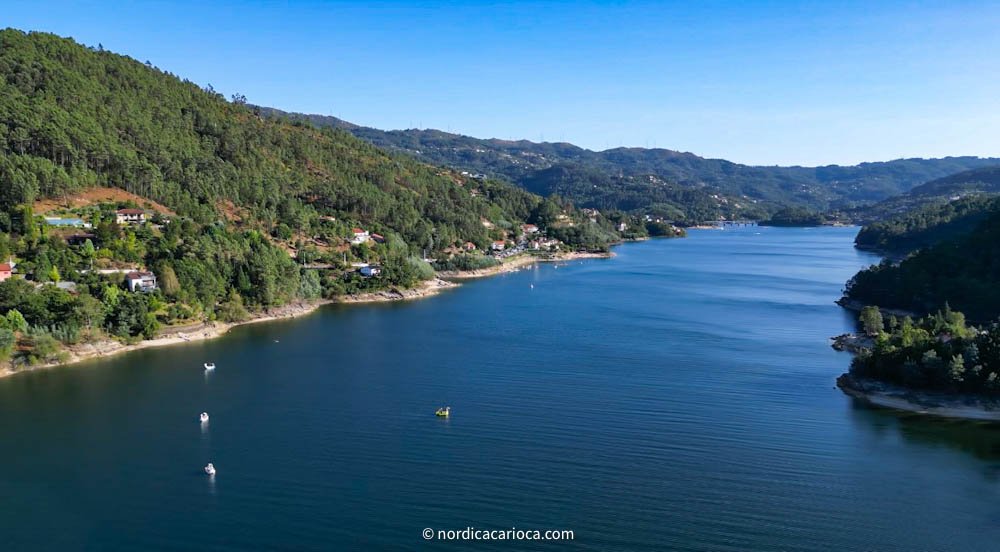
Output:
left=2, top=226, right=999, bottom=551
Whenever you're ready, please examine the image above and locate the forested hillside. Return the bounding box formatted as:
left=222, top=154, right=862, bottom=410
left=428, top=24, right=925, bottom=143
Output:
left=854, top=195, right=1000, bottom=254
left=844, top=204, right=1000, bottom=321
left=260, top=108, right=1000, bottom=220
left=0, top=29, right=544, bottom=249
left=849, top=166, right=1000, bottom=224
left=0, top=29, right=621, bottom=367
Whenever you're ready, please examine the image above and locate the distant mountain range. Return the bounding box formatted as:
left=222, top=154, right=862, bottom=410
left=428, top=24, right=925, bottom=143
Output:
left=845, top=165, right=1000, bottom=319
left=259, top=107, right=1000, bottom=223
left=850, top=166, right=1000, bottom=224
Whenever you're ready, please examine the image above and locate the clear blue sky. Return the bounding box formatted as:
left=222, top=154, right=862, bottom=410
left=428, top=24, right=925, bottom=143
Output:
left=4, top=0, right=999, bottom=166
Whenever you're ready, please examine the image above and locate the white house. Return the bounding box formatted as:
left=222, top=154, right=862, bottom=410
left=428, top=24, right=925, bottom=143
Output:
left=491, top=240, right=506, bottom=251
left=116, top=209, right=147, bottom=225
left=350, top=228, right=370, bottom=245
left=359, top=265, right=381, bottom=278
left=125, top=271, right=157, bottom=292
left=617, top=222, right=628, bottom=232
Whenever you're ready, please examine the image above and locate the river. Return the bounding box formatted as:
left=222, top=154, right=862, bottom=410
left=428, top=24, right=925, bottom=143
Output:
left=2, top=226, right=998, bottom=551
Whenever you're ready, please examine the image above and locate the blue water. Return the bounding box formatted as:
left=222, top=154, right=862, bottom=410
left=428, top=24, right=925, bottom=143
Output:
left=2, top=226, right=1000, bottom=551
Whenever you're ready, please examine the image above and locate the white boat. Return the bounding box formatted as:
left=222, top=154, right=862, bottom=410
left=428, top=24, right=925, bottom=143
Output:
left=199, top=412, right=209, bottom=423
left=204, top=463, right=216, bottom=475
left=204, top=363, right=215, bottom=371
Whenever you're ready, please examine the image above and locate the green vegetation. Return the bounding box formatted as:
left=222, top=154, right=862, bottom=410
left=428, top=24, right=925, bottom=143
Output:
left=854, top=195, right=999, bottom=253
left=849, top=307, right=1000, bottom=396
left=643, top=220, right=686, bottom=238
left=260, top=107, right=1000, bottom=219
left=760, top=207, right=825, bottom=227
left=0, top=29, right=542, bottom=248
left=859, top=306, right=884, bottom=337
left=842, top=170, right=1000, bottom=395
left=0, top=29, right=623, bottom=368
left=849, top=166, right=1000, bottom=225
left=432, top=254, right=500, bottom=272
left=844, top=204, right=1000, bottom=321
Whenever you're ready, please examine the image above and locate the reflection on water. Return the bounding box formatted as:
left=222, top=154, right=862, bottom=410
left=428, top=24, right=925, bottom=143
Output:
left=849, top=399, right=1000, bottom=465
left=2, top=227, right=999, bottom=551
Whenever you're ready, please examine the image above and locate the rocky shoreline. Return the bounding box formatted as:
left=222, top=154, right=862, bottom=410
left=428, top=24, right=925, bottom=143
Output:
left=333, top=278, right=458, bottom=303
left=836, top=374, right=1000, bottom=421
left=830, top=333, right=873, bottom=354
left=0, top=278, right=460, bottom=379
left=437, top=250, right=613, bottom=280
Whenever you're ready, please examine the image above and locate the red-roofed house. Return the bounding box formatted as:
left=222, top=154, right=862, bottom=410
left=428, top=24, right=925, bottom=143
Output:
left=370, top=233, right=386, bottom=244
left=350, top=228, right=370, bottom=245
left=521, top=224, right=539, bottom=234
left=125, top=271, right=157, bottom=292
left=0, top=263, right=12, bottom=283
left=491, top=240, right=506, bottom=251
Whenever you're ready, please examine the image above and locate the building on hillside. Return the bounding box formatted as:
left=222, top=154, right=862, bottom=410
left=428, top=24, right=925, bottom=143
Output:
left=350, top=228, right=370, bottom=245
left=463, top=241, right=477, bottom=251
left=521, top=224, right=539, bottom=234
left=44, top=217, right=91, bottom=228
left=56, top=281, right=77, bottom=293
left=491, top=240, right=506, bottom=251
left=0, top=263, right=12, bottom=282
left=370, top=233, right=386, bottom=244
left=125, top=271, right=157, bottom=292
left=617, top=222, right=628, bottom=232
left=116, top=209, right=147, bottom=225
left=358, top=265, right=382, bottom=278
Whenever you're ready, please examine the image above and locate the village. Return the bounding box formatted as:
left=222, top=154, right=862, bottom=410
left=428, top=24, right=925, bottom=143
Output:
left=7, top=193, right=588, bottom=304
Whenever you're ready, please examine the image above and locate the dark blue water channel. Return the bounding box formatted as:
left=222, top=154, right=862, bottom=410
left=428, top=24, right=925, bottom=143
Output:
left=3, top=226, right=1000, bottom=551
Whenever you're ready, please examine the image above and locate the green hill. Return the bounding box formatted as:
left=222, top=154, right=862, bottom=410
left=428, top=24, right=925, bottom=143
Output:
left=0, top=29, right=619, bottom=366
left=0, top=29, right=543, bottom=250
left=854, top=195, right=1000, bottom=254
left=849, top=166, right=1000, bottom=225
left=260, top=108, right=1000, bottom=221
left=844, top=203, right=1000, bottom=321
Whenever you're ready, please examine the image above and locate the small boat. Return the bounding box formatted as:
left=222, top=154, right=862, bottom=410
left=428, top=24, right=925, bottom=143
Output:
left=435, top=406, right=451, bottom=417
left=204, top=363, right=216, bottom=371
left=204, top=463, right=216, bottom=476
left=199, top=412, right=209, bottom=423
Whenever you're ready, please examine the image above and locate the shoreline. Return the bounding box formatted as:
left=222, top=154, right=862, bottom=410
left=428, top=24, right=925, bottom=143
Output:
left=837, top=374, right=1000, bottom=422
left=0, top=278, right=459, bottom=380
left=831, top=332, right=1000, bottom=422
left=1, top=248, right=611, bottom=379
left=438, top=250, right=613, bottom=280
left=835, top=297, right=917, bottom=319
